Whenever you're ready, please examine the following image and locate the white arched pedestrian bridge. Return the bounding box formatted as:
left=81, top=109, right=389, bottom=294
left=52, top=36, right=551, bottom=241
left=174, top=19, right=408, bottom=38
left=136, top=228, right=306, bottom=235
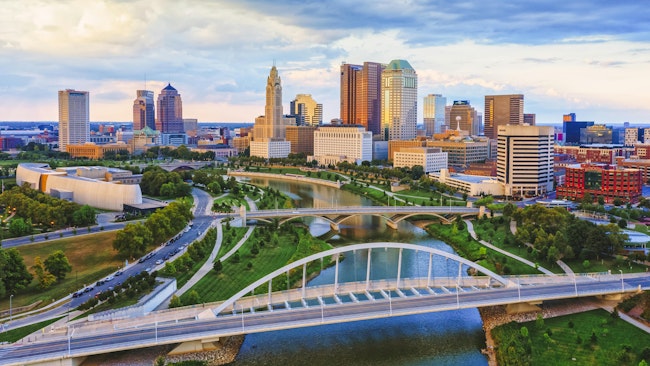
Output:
left=3, top=243, right=650, bottom=366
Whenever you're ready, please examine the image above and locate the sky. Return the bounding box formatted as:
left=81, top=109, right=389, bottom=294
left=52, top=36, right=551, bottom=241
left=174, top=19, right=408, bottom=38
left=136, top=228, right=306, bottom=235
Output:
left=0, top=0, right=649, bottom=125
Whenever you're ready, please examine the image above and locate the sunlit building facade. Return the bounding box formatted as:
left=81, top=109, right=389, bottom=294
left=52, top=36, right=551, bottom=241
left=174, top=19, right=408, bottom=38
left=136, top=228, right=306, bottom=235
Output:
left=381, top=59, right=417, bottom=141
left=58, top=89, right=89, bottom=151
left=484, top=94, right=524, bottom=139
left=423, top=94, right=446, bottom=136
left=156, top=84, right=183, bottom=133
left=133, top=90, right=155, bottom=130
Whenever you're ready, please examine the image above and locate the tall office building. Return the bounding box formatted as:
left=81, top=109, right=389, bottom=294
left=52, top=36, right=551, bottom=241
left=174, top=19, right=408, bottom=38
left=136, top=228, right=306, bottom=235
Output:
left=423, top=94, right=446, bottom=136
left=250, top=65, right=293, bottom=158
left=156, top=83, right=183, bottom=133
left=497, top=125, right=554, bottom=197
left=340, top=61, right=384, bottom=135
left=523, top=113, right=536, bottom=126
left=448, top=101, right=478, bottom=134
left=484, top=94, right=524, bottom=139
left=381, top=59, right=417, bottom=141
left=133, top=90, right=155, bottom=130
left=58, top=89, right=89, bottom=151
left=290, top=94, right=323, bottom=126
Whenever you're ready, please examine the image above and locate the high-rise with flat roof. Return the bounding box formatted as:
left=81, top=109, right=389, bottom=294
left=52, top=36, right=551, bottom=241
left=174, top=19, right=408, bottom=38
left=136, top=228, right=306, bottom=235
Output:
left=156, top=84, right=183, bottom=133
left=340, top=62, right=384, bottom=135
left=381, top=59, right=417, bottom=141
left=58, top=89, right=89, bottom=151
left=448, top=101, right=478, bottom=134
left=423, top=94, right=446, bottom=136
left=484, top=94, right=524, bottom=139
left=133, top=90, right=155, bottom=131
left=497, top=125, right=554, bottom=197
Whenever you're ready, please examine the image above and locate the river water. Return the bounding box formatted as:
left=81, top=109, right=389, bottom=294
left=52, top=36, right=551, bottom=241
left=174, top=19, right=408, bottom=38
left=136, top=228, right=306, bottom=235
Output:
left=230, top=178, right=487, bottom=365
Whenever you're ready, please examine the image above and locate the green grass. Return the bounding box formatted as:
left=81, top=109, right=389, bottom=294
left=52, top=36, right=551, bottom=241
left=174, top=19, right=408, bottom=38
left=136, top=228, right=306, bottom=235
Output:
left=182, top=230, right=333, bottom=303
left=492, top=309, right=650, bottom=366
left=0, top=317, right=62, bottom=343
left=216, top=227, right=250, bottom=258
left=1, top=231, right=122, bottom=311
left=173, top=229, right=218, bottom=288
left=214, top=194, right=248, bottom=210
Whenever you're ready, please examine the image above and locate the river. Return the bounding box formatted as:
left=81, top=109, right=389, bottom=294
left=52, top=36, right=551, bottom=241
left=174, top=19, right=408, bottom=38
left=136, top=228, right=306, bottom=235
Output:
left=229, top=178, right=487, bottom=365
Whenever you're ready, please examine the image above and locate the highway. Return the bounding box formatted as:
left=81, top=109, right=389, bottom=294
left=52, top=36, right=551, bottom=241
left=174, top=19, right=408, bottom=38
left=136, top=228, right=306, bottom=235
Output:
left=1, top=275, right=649, bottom=366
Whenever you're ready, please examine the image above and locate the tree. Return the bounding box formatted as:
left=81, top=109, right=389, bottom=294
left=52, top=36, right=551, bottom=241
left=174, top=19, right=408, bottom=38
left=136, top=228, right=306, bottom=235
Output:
left=618, top=218, right=628, bottom=229
left=72, top=205, right=96, bottom=227
left=213, top=260, right=223, bottom=273
left=113, top=223, right=153, bottom=259
left=8, top=218, right=32, bottom=237
left=44, top=250, right=72, bottom=281
left=0, top=248, right=33, bottom=294
left=31, top=256, right=56, bottom=289
left=185, top=290, right=201, bottom=305
left=169, top=295, right=182, bottom=308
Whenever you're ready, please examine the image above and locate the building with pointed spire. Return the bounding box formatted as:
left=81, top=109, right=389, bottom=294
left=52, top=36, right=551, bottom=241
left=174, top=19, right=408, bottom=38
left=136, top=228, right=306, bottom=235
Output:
left=156, top=83, right=183, bottom=133
left=250, top=66, right=293, bottom=159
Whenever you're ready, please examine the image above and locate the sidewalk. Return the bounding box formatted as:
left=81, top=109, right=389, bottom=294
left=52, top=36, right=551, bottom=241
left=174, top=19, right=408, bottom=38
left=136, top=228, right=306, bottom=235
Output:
left=465, top=220, right=556, bottom=276
left=175, top=222, right=224, bottom=297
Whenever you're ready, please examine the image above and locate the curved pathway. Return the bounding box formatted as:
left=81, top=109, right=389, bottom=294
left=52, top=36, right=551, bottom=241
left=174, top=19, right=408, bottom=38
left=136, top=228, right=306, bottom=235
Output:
left=219, top=226, right=255, bottom=262
left=509, top=219, right=574, bottom=276
left=175, top=221, right=223, bottom=297
left=465, top=220, right=556, bottom=276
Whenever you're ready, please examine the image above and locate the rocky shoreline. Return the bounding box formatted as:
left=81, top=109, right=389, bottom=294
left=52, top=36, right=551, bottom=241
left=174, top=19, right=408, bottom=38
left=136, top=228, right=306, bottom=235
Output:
left=478, top=297, right=615, bottom=366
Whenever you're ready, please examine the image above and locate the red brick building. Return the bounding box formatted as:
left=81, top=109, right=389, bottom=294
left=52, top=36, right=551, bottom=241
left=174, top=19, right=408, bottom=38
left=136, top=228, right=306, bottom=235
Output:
left=557, top=163, right=642, bottom=204
left=554, top=145, right=630, bottom=164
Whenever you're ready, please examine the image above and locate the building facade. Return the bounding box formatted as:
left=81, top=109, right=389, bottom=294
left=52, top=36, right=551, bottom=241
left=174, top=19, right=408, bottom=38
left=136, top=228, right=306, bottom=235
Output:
left=381, top=60, right=417, bottom=141
left=423, top=94, right=446, bottom=136
left=290, top=94, right=322, bottom=126
left=427, top=139, right=489, bottom=167
left=156, top=84, right=183, bottom=133
left=58, top=89, right=89, bottom=151
left=133, top=90, right=155, bottom=130
left=311, top=126, right=372, bottom=166
left=562, top=120, right=594, bottom=145
left=393, top=147, right=448, bottom=173
left=497, top=125, right=554, bottom=197
left=448, top=101, right=478, bottom=135
left=484, top=94, right=524, bottom=139
left=580, top=125, right=612, bottom=144
left=554, top=144, right=629, bottom=164
left=340, top=61, right=384, bottom=135
left=66, top=142, right=132, bottom=159
left=557, top=163, right=642, bottom=204
left=625, top=128, right=639, bottom=146
left=285, top=125, right=316, bottom=155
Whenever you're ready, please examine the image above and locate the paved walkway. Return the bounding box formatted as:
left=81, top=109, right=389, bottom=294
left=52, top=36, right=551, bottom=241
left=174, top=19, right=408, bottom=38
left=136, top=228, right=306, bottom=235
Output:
left=219, top=226, right=255, bottom=262
left=465, top=220, right=556, bottom=276
left=509, top=219, right=574, bottom=276
left=175, top=222, right=223, bottom=297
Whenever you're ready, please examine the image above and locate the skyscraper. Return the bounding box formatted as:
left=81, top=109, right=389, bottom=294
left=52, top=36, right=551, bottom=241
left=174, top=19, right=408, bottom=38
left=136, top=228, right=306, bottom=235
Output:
left=58, top=89, right=89, bottom=151
left=484, top=94, right=524, bottom=139
left=250, top=65, right=293, bottom=158
left=381, top=59, right=417, bottom=141
left=133, top=90, right=155, bottom=130
left=448, top=101, right=478, bottom=134
left=340, top=61, right=384, bottom=135
left=156, top=83, right=183, bottom=133
left=423, top=94, right=446, bottom=136
left=497, top=125, right=553, bottom=197
left=290, top=94, right=323, bottom=126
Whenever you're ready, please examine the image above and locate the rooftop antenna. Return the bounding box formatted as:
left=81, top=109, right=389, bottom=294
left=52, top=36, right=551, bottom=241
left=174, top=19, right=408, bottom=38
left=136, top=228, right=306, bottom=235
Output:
left=273, top=59, right=276, bottom=67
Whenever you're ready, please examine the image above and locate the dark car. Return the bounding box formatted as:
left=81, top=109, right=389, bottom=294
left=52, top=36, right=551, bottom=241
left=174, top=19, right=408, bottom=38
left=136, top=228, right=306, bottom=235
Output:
left=96, top=280, right=104, bottom=287
left=115, top=270, right=123, bottom=276
left=72, top=291, right=83, bottom=298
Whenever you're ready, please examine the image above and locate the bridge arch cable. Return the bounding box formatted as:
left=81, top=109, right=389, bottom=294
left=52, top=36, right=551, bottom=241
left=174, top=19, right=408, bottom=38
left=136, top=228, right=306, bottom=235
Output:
left=212, top=242, right=514, bottom=316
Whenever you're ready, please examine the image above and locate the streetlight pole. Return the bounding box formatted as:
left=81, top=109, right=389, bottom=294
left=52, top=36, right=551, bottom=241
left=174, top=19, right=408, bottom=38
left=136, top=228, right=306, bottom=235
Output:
left=573, top=275, right=578, bottom=296
left=517, top=278, right=521, bottom=302
left=9, top=294, right=13, bottom=321
left=241, top=305, right=245, bottom=331
left=619, top=270, right=624, bottom=293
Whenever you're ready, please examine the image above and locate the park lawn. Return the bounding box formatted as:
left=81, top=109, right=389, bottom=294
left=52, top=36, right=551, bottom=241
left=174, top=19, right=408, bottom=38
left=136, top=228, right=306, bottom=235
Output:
left=216, top=226, right=250, bottom=258
left=214, top=194, right=248, bottom=210
left=1, top=232, right=121, bottom=310
left=473, top=219, right=565, bottom=274
left=493, top=309, right=650, bottom=366
left=183, top=231, right=332, bottom=303
left=563, top=256, right=648, bottom=274
left=0, top=317, right=62, bottom=343
left=174, top=229, right=218, bottom=288
left=342, top=183, right=390, bottom=205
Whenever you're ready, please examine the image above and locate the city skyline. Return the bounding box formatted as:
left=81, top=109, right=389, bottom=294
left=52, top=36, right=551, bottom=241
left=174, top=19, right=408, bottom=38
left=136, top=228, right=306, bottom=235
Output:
left=1, top=1, right=649, bottom=124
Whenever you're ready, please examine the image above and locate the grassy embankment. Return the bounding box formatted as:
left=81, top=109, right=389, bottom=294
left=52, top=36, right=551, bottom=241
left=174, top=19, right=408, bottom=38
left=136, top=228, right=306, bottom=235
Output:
left=0, top=317, right=62, bottom=343
left=181, top=227, right=333, bottom=304
left=1, top=232, right=121, bottom=311
left=425, top=222, right=541, bottom=275
left=473, top=218, right=648, bottom=274
left=248, top=166, right=344, bottom=183
left=492, top=309, right=650, bottom=366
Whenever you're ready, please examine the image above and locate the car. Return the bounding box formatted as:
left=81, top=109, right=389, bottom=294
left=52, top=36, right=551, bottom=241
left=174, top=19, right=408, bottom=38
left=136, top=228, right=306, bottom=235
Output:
left=72, top=291, right=83, bottom=298
left=96, top=280, right=104, bottom=286
left=145, top=267, right=152, bottom=272
left=83, top=286, right=94, bottom=293
left=107, top=286, right=114, bottom=292
left=138, top=257, right=146, bottom=264
left=115, top=270, right=123, bottom=276
left=104, top=275, right=114, bottom=282
left=155, top=259, right=163, bottom=265
left=94, top=292, right=102, bottom=298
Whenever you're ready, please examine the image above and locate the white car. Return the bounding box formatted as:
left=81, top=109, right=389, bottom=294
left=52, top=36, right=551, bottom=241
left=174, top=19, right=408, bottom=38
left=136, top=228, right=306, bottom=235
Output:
left=155, top=259, right=163, bottom=265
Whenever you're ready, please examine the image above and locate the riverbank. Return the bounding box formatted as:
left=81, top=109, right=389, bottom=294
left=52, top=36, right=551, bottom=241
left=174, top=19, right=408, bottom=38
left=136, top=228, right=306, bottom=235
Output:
left=479, top=297, right=617, bottom=366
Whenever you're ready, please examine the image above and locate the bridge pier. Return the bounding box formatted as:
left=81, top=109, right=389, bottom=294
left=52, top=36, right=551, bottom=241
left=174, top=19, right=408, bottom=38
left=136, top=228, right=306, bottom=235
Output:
left=385, top=220, right=399, bottom=230
left=167, top=337, right=223, bottom=356
left=597, top=293, right=624, bottom=301
left=505, top=301, right=542, bottom=314
left=240, top=205, right=247, bottom=227
left=329, top=222, right=340, bottom=231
